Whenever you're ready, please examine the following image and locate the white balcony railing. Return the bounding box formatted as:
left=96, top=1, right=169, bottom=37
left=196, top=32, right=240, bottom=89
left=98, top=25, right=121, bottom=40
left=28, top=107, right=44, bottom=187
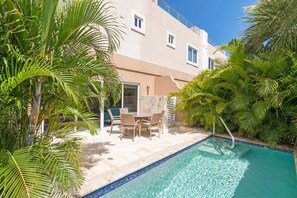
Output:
left=158, top=0, right=220, bottom=47
left=158, top=0, right=200, bottom=36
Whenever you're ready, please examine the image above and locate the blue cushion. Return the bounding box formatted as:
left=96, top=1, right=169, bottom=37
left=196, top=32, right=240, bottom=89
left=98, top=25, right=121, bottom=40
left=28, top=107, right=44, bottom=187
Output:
left=104, top=108, right=120, bottom=123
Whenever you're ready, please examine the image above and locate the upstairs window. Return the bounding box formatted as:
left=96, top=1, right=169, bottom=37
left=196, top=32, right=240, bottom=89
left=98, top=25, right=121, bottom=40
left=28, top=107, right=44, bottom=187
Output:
left=168, top=35, right=174, bottom=44
left=134, top=15, right=143, bottom=29
left=187, top=45, right=198, bottom=66
left=132, top=12, right=145, bottom=34
left=167, top=32, right=176, bottom=49
left=208, top=58, right=214, bottom=70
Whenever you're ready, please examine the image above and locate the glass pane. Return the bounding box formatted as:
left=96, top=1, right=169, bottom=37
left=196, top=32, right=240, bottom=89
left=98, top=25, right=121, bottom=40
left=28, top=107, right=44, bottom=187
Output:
left=169, top=35, right=174, bottom=44
left=134, top=17, right=138, bottom=27
left=188, top=47, right=192, bottom=62
left=139, top=19, right=142, bottom=28
left=208, top=58, right=214, bottom=70
left=123, top=84, right=138, bottom=112
left=193, top=50, right=197, bottom=63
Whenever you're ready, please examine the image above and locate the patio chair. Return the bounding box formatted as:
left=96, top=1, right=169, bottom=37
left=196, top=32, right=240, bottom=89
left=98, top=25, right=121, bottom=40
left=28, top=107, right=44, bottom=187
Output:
left=120, top=108, right=129, bottom=114
left=120, top=113, right=140, bottom=141
left=108, top=109, right=121, bottom=135
left=159, top=110, right=165, bottom=133
left=141, top=113, right=162, bottom=140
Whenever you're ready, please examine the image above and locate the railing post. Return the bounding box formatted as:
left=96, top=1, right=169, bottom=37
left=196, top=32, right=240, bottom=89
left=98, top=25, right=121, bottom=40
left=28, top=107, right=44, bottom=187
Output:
left=213, top=116, right=216, bottom=135
left=213, top=116, right=235, bottom=149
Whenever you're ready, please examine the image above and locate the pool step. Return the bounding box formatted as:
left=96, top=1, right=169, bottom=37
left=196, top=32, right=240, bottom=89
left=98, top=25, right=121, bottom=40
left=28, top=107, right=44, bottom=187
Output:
left=196, top=139, right=250, bottom=159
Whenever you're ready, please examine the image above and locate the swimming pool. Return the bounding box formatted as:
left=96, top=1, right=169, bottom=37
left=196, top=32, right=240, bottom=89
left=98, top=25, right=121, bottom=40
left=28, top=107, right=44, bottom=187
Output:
left=85, top=137, right=297, bottom=198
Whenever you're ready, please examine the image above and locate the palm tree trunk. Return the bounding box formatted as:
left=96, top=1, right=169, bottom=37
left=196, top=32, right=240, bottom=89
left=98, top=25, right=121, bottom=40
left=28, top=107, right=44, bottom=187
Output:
left=27, top=79, right=42, bottom=146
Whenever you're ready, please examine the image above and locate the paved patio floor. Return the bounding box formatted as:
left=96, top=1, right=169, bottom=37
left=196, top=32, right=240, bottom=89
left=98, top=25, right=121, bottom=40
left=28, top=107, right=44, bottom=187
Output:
left=78, top=126, right=211, bottom=196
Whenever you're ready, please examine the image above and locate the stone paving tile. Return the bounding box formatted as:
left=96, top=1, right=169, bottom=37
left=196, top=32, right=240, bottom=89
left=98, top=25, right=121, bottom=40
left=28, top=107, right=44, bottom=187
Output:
left=78, top=127, right=210, bottom=196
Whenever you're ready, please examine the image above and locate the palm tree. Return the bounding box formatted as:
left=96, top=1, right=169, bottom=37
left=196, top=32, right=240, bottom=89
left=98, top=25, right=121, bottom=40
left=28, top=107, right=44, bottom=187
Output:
left=244, top=0, right=297, bottom=53
left=0, top=0, right=123, bottom=196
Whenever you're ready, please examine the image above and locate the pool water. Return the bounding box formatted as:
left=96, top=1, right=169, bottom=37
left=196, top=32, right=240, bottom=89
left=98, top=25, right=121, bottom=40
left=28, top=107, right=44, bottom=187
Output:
left=98, top=137, right=297, bottom=198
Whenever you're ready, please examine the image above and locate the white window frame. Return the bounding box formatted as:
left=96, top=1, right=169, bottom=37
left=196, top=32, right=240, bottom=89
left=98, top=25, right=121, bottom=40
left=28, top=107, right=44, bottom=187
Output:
left=132, top=11, right=145, bottom=35
left=208, top=57, right=215, bottom=70
left=187, top=43, right=198, bottom=67
left=167, top=32, right=176, bottom=49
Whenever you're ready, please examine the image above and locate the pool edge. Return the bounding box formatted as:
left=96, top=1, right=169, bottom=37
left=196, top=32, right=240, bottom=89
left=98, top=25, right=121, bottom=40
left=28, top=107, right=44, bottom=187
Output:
left=83, top=135, right=212, bottom=197
left=83, top=135, right=296, bottom=197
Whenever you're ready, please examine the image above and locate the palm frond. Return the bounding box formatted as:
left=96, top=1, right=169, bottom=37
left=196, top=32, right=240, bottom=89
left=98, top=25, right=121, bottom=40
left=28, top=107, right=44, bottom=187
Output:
left=41, top=0, right=59, bottom=54
left=244, top=0, right=297, bottom=52
left=253, top=76, right=278, bottom=97
left=269, top=90, right=290, bottom=108
left=57, top=0, right=123, bottom=53
left=0, top=148, right=51, bottom=198
left=252, top=100, right=270, bottom=120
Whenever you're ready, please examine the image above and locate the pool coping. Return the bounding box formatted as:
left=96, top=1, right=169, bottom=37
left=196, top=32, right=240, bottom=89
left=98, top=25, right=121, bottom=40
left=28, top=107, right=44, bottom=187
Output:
left=83, top=136, right=212, bottom=197
left=83, top=135, right=296, bottom=197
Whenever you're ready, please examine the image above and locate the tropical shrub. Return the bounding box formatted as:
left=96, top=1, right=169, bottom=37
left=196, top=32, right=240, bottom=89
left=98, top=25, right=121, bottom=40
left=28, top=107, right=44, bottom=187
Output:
left=0, top=0, right=122, bottom=196
left=174, top=40, right=297, bottom=147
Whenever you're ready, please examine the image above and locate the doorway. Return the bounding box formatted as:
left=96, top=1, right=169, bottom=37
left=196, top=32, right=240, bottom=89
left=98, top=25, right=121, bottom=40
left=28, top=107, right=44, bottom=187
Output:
left=122, top=84, right=139, bottom=112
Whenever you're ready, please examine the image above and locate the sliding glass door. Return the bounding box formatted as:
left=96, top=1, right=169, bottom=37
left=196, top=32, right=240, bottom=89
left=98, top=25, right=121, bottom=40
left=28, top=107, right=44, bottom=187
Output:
left=123, top=84, right=139, bottom=112
left=107, top=83, right=139, bottom=112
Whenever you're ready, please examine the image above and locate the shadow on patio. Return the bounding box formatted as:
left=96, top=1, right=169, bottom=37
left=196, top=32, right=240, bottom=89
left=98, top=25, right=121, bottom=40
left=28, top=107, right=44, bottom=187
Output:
left=80, top=141, right=115, bottom=170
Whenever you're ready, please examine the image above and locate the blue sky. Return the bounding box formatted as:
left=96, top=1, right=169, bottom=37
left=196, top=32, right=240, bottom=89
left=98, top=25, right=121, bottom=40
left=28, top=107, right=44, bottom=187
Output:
left=163, top=0, right=257, bottom=45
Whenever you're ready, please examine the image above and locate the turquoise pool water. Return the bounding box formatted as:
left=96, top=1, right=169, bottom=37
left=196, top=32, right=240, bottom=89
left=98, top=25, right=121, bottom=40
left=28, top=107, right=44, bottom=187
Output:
left=102, top=137, right=297, bottom=198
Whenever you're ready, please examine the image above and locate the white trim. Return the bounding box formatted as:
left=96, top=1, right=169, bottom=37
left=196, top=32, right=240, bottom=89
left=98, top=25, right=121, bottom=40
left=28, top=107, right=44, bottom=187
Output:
left=121, top=84, right=124, bottom=108
left=93, top=79, right=105, bottom=129
left=167, top=31, right=176, bottom=49
left=137, top=85, right=140, bottom=113
left=131, top=11, right=145, bottom=35
left=41, top=120, right=44, bottom=134
left=100, top=80, right=104, bottom=129
left=187, top=43, right=199, bottom=67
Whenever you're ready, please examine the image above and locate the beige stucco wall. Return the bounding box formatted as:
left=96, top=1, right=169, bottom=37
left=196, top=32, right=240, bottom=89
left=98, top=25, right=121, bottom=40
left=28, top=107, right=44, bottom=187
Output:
left=154, top=76, right=181, bottom=96
left=112, top=53, right=195, bottom=92
left=110, top=0, right=227, bottom=76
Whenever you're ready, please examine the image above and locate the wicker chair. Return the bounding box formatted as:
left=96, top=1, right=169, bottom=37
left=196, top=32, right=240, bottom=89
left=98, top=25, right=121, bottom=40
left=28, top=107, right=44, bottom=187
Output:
left=141, top=113, right=162, bottom=140
left=120, top=113, right=140, bottom=141
left=108, top=109, right=121, bottom=135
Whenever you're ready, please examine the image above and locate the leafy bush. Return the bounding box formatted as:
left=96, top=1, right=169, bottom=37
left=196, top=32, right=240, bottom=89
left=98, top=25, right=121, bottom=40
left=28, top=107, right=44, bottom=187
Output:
left=174, top=40, right=297, bottom=147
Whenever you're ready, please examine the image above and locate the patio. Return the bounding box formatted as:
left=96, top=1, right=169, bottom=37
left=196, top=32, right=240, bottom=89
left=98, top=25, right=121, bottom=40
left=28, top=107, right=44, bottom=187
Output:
left=78, top=126, right=211, bottom=196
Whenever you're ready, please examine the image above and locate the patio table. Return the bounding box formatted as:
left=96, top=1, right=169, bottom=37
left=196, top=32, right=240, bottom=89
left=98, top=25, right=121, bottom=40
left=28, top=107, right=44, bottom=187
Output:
left=132, top=113, right=152, bottom=136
